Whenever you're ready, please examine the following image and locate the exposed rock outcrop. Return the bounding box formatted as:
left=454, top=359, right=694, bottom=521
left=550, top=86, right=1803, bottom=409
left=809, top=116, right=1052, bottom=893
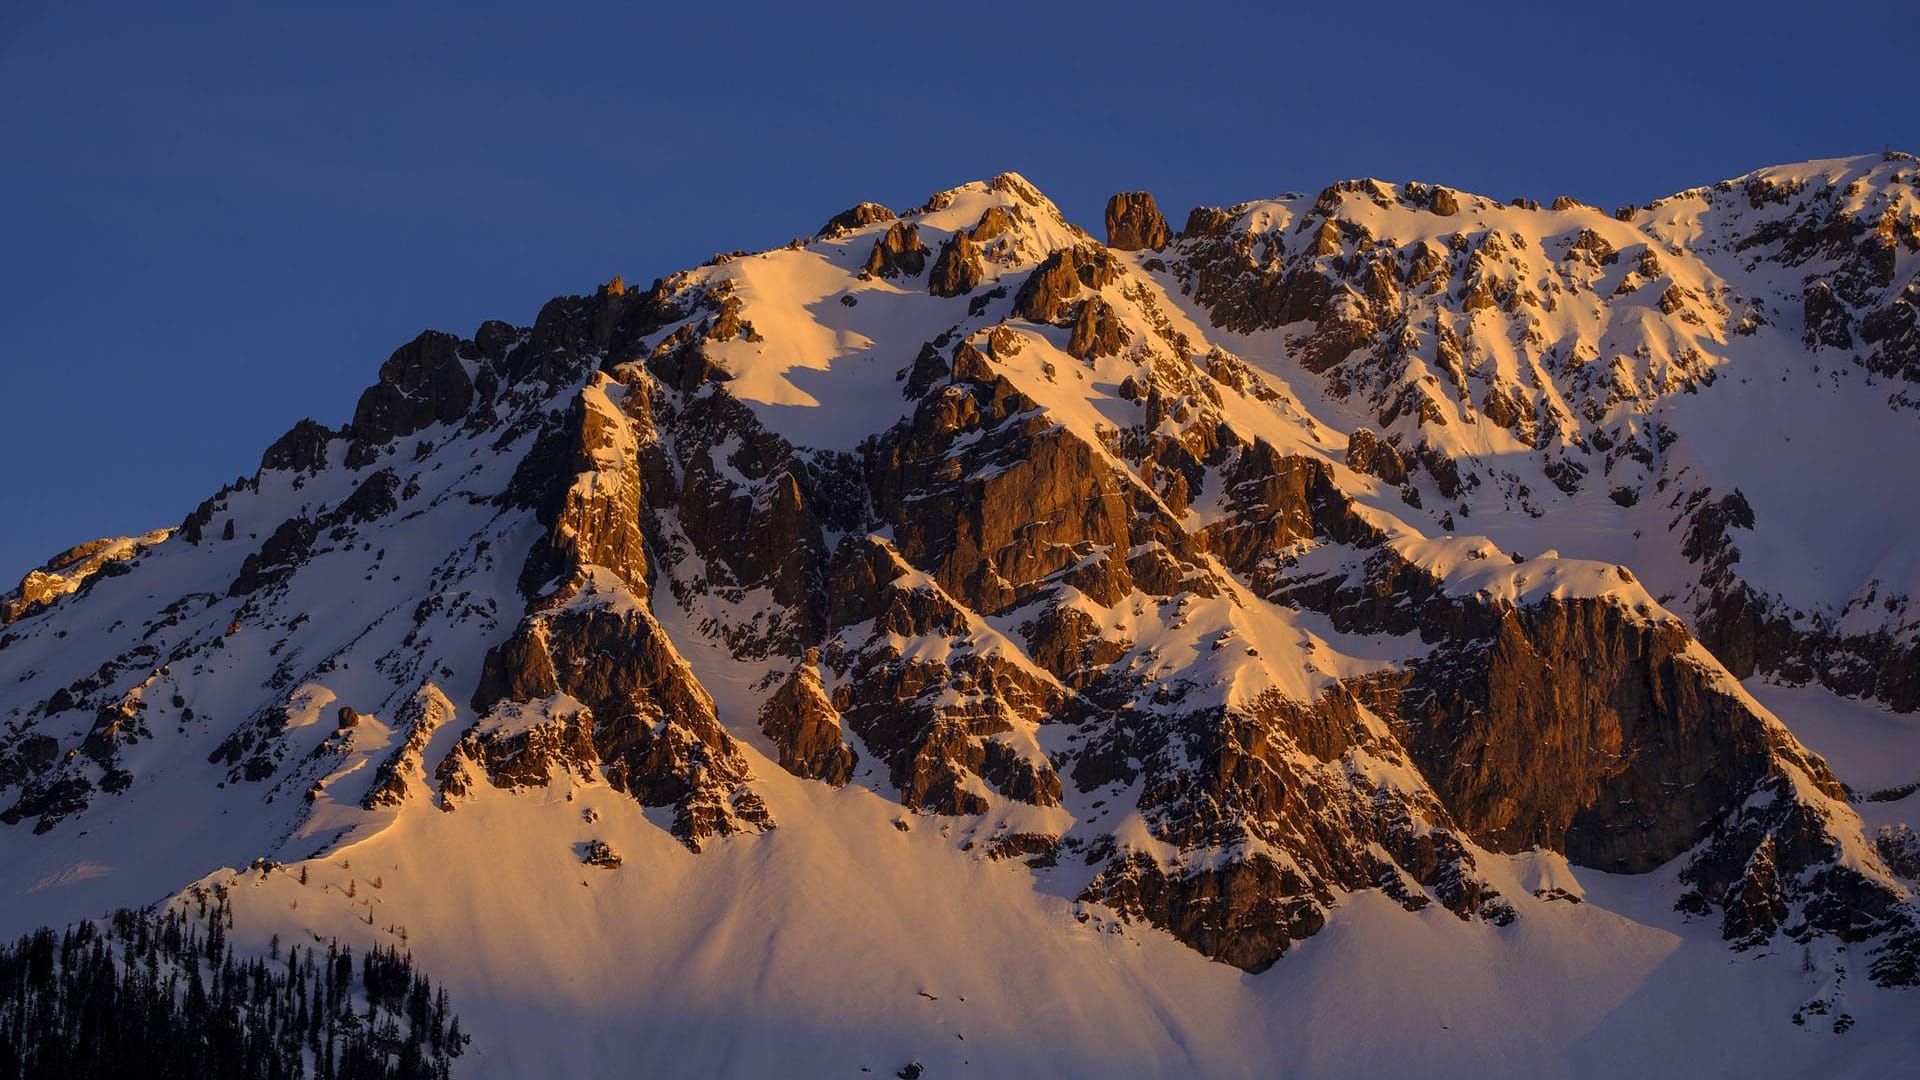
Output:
left=1012, top=244, right=1121, bottom=324
left=3, top=532, right=168, bottom=624
left=345, top=331, right=475, bottom=466
left=463, top=369, right=772, bottom=849
left=758, top=650, right=856, bottom=786
left=580, top=839, right=623, bottom=868
left=1804, top=280, right=1854, bottom=349
left=362, top=685, right=453, bottom=809
left=928, top=231, right=985, bottom=297
left=1067, top=296, right=1128, bottom=359
left=818, top=201, right=895, bottom=238
left=1105, top=192, right=1170, bottom=251
left=1403, top=598, right=1830, bottom=871
left=864, top=221, right=930, bottom=279
left=1344, top=427, right=1406, bottom=484
left=260, top=418, right=339, bottom=473
left=228, top=516, right=318, bottom=597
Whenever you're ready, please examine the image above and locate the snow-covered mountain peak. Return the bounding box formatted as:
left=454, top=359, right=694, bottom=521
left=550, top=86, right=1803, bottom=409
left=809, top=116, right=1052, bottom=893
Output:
left=3, top=154, right=1919, bottom=1077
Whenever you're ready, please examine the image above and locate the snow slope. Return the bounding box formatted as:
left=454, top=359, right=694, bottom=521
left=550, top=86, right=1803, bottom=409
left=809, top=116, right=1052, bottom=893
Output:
left=203, top=746, right=1920, bottom=1080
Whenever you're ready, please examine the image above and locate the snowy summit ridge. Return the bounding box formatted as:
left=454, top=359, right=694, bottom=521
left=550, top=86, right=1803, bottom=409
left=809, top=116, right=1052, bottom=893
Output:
left=3, top=156, right=1920, bottom=1077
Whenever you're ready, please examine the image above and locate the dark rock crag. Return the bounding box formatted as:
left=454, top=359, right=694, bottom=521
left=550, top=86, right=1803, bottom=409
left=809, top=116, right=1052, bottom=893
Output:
left=1105, top=192, right=1171, bottom=251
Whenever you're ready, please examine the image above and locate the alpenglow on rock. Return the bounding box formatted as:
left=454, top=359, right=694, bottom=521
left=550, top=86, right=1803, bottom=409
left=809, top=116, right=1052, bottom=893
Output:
left=2, top=154, right=1919, bottom=1077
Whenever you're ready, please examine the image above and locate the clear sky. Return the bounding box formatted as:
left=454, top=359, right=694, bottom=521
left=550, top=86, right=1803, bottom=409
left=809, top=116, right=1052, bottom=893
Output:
left=2, top=0, right=1914, bottom=579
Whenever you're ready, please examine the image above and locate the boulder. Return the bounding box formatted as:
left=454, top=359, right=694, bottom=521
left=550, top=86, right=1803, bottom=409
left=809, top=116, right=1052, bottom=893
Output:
left=580, top=839, right=623, bottom=869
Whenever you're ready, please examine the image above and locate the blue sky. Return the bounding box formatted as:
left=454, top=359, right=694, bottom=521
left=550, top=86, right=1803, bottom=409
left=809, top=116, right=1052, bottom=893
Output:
left=2, top=0, right=1914, bottom=578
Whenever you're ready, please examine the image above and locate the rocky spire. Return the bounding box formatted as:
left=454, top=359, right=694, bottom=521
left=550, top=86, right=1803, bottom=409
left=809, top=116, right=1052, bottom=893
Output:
left=1104, top=191, right=1170, bottom=251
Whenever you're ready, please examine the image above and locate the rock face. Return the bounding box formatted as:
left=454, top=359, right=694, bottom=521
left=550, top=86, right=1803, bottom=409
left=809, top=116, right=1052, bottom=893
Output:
left=362, top=685, right=452, bottom=809
left=228, top=516, right=318, bottom=596
left=259, top=418, right=338, bottom=473
left=345, top=331, right=475, bottom=466
left=1804, top=280, right=1854, bottom=349
left=928, top=231, right=985, bottom=297
left=1343, top=427, right=1405, bottom=484
left=864, top=221, right=930, bottom=279
left=758, top=650, right=856, bottom=786
left=1104, top=192, right=1170, bottom=251
left=466, top=370, right=772, bottom=849
left=1013, top=244, right=1121, bottom=323
left=1404, top=598, right=1826, bottom=871
left=1067, top=297, right=1128, bottom=359
left=0, top=158, right=1914, bottom=1014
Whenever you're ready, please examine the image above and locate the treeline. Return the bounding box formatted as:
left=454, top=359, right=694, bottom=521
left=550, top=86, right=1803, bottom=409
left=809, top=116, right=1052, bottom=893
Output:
left=0, top=886, right=466, bottom=1079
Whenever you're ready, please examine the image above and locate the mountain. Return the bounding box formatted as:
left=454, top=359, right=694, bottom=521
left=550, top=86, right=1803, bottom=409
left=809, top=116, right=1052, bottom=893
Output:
left=2, top=154, right=1918, bottom=1078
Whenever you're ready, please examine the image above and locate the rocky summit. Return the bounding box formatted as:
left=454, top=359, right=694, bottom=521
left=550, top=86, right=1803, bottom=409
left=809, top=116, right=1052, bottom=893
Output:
left=2, top=155, right=1919, bottom=1077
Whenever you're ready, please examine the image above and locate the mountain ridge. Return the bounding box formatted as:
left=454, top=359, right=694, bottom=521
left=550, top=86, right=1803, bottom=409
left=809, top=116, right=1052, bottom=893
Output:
left=2, top=153, right=1918, bottom=1077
